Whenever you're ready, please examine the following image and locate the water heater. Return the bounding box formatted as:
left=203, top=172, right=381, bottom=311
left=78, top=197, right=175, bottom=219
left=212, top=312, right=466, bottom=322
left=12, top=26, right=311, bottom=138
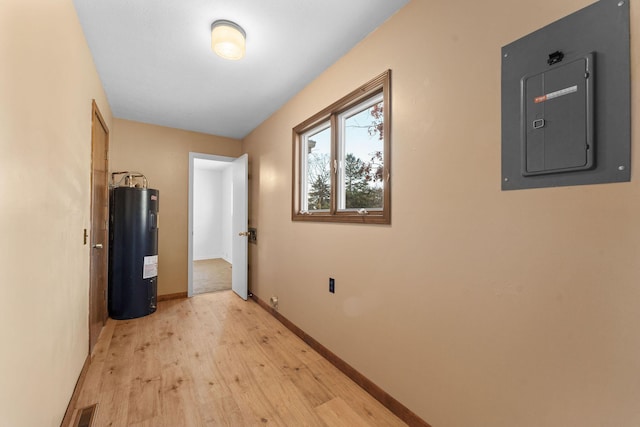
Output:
left=108, top=172, right=159, bottom=319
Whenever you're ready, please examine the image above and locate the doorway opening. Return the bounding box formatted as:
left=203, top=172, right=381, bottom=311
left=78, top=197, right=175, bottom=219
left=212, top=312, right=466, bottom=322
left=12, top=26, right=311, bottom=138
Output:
left=188, top=153, right=248, bottom=299
left=192, top=157, right=232, bottom=295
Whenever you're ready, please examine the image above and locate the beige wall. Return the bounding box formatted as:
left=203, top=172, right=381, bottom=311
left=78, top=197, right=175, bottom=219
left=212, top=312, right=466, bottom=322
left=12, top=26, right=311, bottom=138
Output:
left=243, top=1, right=640, bottom=426
left=110, top=119, right=242, bottom=296
left=0, top=1, right=112, bottom=426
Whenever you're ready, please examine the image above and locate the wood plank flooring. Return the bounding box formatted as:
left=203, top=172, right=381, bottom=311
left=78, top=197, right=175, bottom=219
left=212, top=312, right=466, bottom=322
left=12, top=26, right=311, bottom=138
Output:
left=72, top=291, right=406, bottom=426
left=193, top=259, right=232, bottom=295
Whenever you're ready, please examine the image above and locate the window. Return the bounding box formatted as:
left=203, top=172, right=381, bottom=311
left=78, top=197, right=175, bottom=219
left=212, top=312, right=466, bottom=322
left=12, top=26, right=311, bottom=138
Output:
left=292, top=70, right=391, bottom=224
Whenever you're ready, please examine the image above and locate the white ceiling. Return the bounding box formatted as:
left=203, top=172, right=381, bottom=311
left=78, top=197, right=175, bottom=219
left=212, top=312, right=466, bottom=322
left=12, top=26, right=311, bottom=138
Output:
left=73, top=0, right=410, bottom=140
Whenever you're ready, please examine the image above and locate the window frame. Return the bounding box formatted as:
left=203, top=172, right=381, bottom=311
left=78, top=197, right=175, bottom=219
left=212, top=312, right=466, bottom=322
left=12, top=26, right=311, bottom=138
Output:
left=292, top=70, right=391, bottom=224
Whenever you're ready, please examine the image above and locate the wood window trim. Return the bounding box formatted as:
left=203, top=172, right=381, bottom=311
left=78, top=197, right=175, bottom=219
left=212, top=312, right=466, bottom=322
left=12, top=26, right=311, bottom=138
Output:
left=292, top=70, right=391, bottom=224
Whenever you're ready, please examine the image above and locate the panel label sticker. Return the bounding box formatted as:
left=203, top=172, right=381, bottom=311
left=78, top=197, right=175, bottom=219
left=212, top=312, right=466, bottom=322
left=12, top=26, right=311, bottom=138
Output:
left=143, top=255, right=158, bottom=279
left=534, top=85, right=578, bottom=103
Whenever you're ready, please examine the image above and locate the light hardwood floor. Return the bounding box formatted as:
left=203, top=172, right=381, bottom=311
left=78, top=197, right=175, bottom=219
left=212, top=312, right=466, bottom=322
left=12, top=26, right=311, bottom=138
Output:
left=193, top=259, right=232, bottom=295
left=72, top=291, right=406, bottom=426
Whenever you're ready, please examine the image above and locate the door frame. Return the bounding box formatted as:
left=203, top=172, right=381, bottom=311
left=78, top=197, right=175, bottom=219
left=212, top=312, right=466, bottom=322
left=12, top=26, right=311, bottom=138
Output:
left=89, top=100, right=109, bottom=354
left=187, top=152, right=237, bottom=297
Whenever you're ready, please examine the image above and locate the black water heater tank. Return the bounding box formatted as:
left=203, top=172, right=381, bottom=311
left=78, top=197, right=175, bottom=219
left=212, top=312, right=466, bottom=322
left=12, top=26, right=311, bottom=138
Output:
left=108, top=187, right=159, bottom=319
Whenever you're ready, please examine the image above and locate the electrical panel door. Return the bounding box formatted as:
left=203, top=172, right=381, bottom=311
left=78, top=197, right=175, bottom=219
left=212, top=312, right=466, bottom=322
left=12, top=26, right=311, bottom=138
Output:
left=522, top=54, right=594, bottom=176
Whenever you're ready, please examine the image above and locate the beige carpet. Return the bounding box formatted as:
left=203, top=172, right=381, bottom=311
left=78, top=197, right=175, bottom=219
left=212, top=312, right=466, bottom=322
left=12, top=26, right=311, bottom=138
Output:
left=193, top=258, right=232, bottom=294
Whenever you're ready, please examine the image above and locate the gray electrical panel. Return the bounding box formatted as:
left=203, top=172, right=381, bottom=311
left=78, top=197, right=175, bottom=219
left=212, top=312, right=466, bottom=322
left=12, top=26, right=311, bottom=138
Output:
left=522, top=54, right=594, bottom=176
left=501, top=0, right=630, bottom=191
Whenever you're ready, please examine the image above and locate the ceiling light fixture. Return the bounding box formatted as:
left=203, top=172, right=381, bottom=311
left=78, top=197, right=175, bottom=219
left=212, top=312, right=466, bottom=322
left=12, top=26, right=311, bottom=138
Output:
left=211, top=20, right=246, bottom=60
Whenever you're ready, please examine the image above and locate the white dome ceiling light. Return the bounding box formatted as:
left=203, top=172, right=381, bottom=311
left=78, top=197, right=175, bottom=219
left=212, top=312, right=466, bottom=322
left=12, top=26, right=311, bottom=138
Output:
left=211, top=20, right=246, bottom=60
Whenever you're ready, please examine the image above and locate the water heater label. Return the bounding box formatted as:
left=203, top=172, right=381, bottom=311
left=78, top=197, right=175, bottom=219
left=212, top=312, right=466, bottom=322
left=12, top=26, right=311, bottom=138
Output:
left=143, top=255, right=158, bottom=279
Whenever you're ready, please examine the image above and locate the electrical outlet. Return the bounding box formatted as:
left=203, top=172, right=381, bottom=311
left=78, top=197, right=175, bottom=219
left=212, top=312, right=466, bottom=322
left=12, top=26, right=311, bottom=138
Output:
left=329, top=278, right=335, bottom=293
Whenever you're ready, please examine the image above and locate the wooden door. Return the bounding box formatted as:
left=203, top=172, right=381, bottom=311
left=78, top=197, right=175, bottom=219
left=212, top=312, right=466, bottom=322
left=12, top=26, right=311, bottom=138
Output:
left=89, top=100, right=109, bottom=354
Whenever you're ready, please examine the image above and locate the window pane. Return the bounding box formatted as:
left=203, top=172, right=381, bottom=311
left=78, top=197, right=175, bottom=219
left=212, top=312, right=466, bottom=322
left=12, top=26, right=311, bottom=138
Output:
left=342, top=100, right=384, bottom=210
left=304, top=125, right=331, bottom=211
